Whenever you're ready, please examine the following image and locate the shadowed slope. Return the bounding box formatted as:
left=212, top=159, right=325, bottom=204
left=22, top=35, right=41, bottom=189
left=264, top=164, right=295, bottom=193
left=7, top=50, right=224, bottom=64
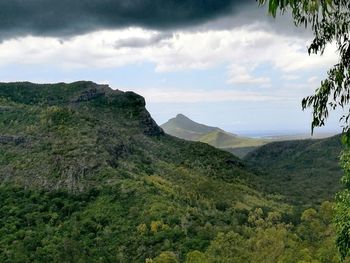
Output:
left=245, top=135, right=343, bottom=206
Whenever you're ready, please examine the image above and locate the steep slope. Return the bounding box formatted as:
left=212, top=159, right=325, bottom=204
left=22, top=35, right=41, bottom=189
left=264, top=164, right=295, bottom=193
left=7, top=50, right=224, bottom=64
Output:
left=0, top=82, right=287, bottom=262
left=161, top=114, right=221, bottom=141
left=161, top=114, right=267, bottom=157
left=245, top=135, right=343, bottom=206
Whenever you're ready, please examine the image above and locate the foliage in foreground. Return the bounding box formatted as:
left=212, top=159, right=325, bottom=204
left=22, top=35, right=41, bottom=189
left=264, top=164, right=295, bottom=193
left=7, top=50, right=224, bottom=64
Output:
left=335, top=147, right=350, bottom=259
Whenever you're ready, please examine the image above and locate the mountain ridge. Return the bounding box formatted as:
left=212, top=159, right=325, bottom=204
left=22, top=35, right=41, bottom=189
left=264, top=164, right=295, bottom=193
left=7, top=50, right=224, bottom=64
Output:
left=161, top=114, right=267, bottom=157
left=1, top=81, right=286, bottom=261
left=0, top=81, right=343, bottom=262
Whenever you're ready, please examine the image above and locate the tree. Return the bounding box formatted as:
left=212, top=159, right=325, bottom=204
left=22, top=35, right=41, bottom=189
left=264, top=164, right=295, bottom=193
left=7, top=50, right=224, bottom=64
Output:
left=185, top=250, right=208, bottom=263
left=335, top=151, right=350, bottom=259
left=153, top=251, right=179, bottom=263
left=205, top=232, right=250, bottom=262
left=259, top=0, right=350, bottom=133
left=258, top=0, right=350, bottom=259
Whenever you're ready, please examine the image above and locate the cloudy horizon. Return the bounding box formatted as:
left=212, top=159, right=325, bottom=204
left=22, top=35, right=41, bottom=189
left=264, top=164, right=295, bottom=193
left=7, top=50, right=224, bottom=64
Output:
left=0, top=0, right=342, bottom=135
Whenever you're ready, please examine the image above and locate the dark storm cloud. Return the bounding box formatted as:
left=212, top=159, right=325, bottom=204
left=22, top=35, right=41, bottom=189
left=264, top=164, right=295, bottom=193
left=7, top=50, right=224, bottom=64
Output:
left=0, top=0, right=254, bottom=39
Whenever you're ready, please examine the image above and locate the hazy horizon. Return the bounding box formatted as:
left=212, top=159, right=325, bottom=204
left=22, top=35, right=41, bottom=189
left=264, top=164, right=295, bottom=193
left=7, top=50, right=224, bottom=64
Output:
left=151, top=108, right=341, bottom=138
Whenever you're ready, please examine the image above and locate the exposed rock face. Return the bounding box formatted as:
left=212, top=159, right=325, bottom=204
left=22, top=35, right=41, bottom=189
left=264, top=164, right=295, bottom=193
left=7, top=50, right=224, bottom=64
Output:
left=73, top=83, right=163, bottom=136
left=74, top=87, right=105, bottom=102
left=140, top=110, right=164, bottom=136
left=52, top=155, right=96, bottom=193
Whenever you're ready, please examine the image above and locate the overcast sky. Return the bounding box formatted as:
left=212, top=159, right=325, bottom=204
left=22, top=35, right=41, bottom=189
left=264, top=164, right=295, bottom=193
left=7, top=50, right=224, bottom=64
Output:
left=0, top=0, right=342, bottom=135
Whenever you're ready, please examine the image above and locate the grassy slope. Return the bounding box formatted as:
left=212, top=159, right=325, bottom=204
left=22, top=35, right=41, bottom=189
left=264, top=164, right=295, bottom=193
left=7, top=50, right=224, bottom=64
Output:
left=0, top=82, right=288, bottom=262
left=161, top=114, right=219, bottom=141
left=161, top=115, right=267, bottom=157
left=244, top=135, right=343, bottom=206
left=199, top=130, right=267, bottom=148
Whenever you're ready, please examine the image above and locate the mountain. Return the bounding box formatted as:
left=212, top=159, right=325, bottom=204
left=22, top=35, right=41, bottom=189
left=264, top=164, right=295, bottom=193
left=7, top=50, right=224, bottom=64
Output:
left=0, top=81, right=287, bottom=262
left=160, top=113, right=222, bottom=141
left=0, top=82, right=345, bottom=262
left=161, top=114, right=267, bottom=157
left=245, top=135, right=343, bottom=206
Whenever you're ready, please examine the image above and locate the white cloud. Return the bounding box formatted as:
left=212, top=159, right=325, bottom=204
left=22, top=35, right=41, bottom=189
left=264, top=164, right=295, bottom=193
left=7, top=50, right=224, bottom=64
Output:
left=282, top=74, right=299, bottom=81
left=131, top=87, right=283, bottom=103
left=227, top=64, right=270, bottom=85
left=0, top=26, right=338, bottom=82
left=307, top=76, right=319, bottom=84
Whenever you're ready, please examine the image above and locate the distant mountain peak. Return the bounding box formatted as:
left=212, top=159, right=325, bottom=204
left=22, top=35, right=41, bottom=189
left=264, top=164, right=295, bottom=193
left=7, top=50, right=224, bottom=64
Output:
left=173, top=113, right=217, bottom=128
left=161, top=114, right=267, bottom=157
left=175, top=113, right=189, bottom=119
left=161, top=114, right=220, bottom=141
left=173, top=113, right=200, bottom=125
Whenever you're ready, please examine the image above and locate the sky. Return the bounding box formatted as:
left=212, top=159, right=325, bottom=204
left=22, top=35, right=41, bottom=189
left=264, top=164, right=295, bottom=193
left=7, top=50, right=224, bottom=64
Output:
left=0, top=0, right=343, bottom=135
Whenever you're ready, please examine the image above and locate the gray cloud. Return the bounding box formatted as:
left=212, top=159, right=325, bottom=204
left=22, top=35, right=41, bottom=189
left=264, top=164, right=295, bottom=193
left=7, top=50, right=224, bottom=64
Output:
left=0, top=0, right=255, bottom=40
left=194, top=7, right=311, bottom=38
left=114, top=32, right=174, bottom=49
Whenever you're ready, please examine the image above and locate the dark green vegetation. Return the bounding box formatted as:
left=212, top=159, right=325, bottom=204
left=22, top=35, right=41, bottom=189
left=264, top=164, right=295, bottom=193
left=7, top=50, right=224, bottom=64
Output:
left=245, top=135, right=343, bottom=206
left=1, top=186, right=342, bottom=262
left=335, top=147, right=350, bottom=259
left=161, top=114, right=267, bottom=158
left=0, top=82, right=346, bottom=262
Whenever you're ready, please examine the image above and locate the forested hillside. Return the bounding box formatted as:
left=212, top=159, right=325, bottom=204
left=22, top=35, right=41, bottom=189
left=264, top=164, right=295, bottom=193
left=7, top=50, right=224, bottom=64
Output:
left=0, top=82, right=346, bottom=262
left=245, top=135, right=343, bottom=206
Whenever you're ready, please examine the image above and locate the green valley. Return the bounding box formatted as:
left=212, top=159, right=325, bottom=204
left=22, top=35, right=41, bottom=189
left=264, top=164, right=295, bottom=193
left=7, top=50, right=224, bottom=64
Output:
left=0, top=82, right=346, bottom=262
